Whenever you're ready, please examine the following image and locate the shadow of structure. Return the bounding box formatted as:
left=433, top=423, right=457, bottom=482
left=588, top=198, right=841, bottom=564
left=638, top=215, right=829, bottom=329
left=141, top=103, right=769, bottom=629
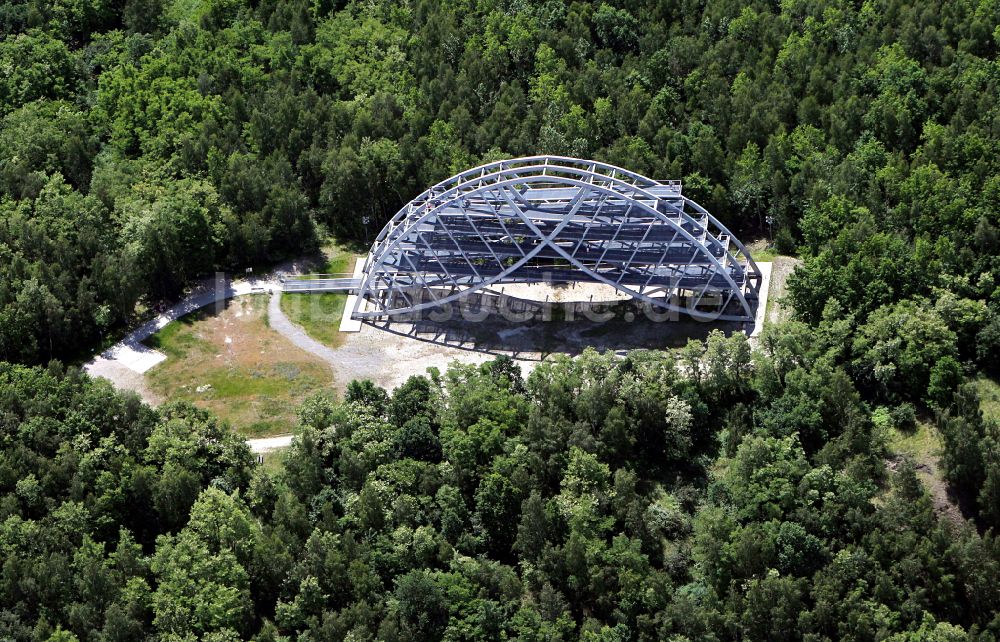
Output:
left=363, top=289, right=754, bottom=362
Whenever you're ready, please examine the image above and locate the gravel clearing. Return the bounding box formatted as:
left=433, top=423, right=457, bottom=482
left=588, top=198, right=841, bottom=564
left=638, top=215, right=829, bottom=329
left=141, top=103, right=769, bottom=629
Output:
left=766, top=256, right=802, bottom=324
left=269, top=289, right=515, bottom=391
left=86, top=357, right=163, bottom=406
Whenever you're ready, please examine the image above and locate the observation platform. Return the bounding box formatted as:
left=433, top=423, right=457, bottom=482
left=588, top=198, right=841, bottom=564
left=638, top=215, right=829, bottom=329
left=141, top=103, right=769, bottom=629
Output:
left=284, top=156, right=763, bottom=327
left=352, top=156, right=762, bottom=323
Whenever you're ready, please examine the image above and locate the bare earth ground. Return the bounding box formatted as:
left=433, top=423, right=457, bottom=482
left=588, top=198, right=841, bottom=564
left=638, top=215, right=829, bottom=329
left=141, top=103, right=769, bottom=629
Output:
left=766, top=255, right=801, bottom=324
left=85, top=358, right=164, bottom=405
left=84, top=252, right=325, bottom=394
left=143, top=295, right=333, bottom=436
left=271, top=267, right=781, bottom=392
left=885, top=422, right=964, bottom=524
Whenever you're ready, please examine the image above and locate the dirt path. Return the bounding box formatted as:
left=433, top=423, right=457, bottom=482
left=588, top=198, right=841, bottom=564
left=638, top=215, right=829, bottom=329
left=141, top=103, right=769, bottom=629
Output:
left=87, top=358, right=164, bottom=405
left=246, top=434, right=295, bottom=452
left=267, top=290, right=512, bottom=391
left=84, top=258, right=323, bottom=453
left=267, top=291, right=345, bottom=369
left=84, top=277, right=278, bottom=407
left=766, top=256, right=802, bottom=324
left=84, top=251, right=331, bottom=383
left=886, top=454, right=966, bottom=526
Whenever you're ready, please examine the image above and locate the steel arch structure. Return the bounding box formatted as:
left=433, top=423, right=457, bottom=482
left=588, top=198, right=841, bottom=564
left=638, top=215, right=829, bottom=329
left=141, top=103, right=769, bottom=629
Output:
left=353, top=156, right=762, bottom=322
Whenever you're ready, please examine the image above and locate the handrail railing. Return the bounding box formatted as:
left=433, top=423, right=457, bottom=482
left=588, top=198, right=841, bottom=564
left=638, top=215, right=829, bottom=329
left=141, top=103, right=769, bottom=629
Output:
left=279, top=273, right=355, bottom=282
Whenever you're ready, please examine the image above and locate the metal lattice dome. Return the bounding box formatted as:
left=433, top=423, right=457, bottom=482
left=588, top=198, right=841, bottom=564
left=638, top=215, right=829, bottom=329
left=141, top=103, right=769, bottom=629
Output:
left=353, top=156, right=762, bottom=322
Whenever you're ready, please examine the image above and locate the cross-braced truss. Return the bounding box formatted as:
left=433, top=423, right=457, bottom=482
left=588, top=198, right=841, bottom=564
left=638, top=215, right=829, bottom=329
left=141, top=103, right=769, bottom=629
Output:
left=354, top=156, right=762, bottom=322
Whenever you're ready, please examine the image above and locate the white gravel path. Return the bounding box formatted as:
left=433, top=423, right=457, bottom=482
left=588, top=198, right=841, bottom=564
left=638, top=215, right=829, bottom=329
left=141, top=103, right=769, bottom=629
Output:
left=245, top=434, right=295, bottom=453
left=85, top=277, right=294, bottom=454
left=750, top=262, right=772, bottom=338
left=267, top=291, right=343, bottom=367
left=85, top=275, right=279, bottom=375
left=267, top=289, right=491, bottom=390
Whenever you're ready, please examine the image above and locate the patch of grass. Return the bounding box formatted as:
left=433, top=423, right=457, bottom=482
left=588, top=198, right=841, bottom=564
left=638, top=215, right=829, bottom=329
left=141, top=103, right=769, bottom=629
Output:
left=280, top=292, right=349, bottom=348
left=144, top=314, right=203, bottom=359
left=743, top=238, right=787, bottom=263
left=260, top=450, right=286, bottom=474
left=143, top=295, right=332, bottom=437
left=973, top=376, right=1000, bottom=422
left=320, top=243, right=357, bottom=274
left=883, top=419, right=945, bottom=504
left=750, top=246, right=780, bottom=262
left=299, top=241, right=362, bottom=279
left=887, top=419, right=941, bottom=463
left=167, top=0, right=209, bottom=22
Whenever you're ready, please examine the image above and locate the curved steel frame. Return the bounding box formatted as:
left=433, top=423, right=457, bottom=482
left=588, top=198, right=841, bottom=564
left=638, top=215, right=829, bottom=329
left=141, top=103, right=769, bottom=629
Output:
left=354, top=156, right=762, bottom=322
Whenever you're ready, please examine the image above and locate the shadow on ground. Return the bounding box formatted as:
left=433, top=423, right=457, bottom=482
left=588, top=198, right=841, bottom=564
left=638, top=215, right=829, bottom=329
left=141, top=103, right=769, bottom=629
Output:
left=364, top=292, right=753, bottom=361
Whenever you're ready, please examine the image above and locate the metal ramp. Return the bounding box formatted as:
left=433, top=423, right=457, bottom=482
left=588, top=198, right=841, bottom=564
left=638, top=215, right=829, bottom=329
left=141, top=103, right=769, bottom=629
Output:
left=281, top=276, right=362, bottom=293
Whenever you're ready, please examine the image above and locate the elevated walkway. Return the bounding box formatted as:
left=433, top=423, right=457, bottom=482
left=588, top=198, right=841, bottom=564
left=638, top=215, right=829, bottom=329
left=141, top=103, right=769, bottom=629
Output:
left=281, top=275, right=361, bottom=293
left=279, top=258, right=371, bottom=332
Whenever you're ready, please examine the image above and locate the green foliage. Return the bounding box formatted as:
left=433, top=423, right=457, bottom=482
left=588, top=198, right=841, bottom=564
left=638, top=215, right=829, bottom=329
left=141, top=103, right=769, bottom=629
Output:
left=928, top=356, right=964, bottom=408
left=0, top=175, right=140, bottom=363
left=6, top=341, right=1000, bottom=640
left=1, top=0, right=998, bottom=370
left=852, top=299, right=958, bottom=401
left=937, top=384, right=1000, bottom=524
left=4, top=0, right=1000, bottom=638
left=722, top=435, right=809, bottom=521
left=0, top=31, right=82, bottom=108
left=392, top=416, right=441, bottom=463
left=0, top=363, right=256, bottom=639
left=345, top=379, right=389, bottom=414
left=592, top=4, right=639, bottom=53
left=150, top=489, right=257, bottom=637
left=0, top=100, right=96, bottom=198
left=306, top=9, right=413, bottom=100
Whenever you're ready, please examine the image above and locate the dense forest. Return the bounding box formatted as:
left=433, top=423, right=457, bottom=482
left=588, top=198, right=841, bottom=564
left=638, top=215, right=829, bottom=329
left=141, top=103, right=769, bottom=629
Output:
left=4, top=337, right=1000, bottom=640
left=2, top=0, right=999, bottom=364
left=3, top=0, right=1000, bottom=639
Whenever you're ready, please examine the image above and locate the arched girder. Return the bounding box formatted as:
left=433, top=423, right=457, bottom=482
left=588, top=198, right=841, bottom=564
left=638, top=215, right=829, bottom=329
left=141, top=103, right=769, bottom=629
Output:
left=681, top=196, right=762, bottom=287
left=357, top=172, right=753, bottom=320
left=367, top=156, right=668, bottom=251
left=427, top=155, right=667, bottom=197
left=354, top=159, right=762, bottom=323
left=365, top=159, right=755, bottom=286
left=490, top=180, right=747, bottom=321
